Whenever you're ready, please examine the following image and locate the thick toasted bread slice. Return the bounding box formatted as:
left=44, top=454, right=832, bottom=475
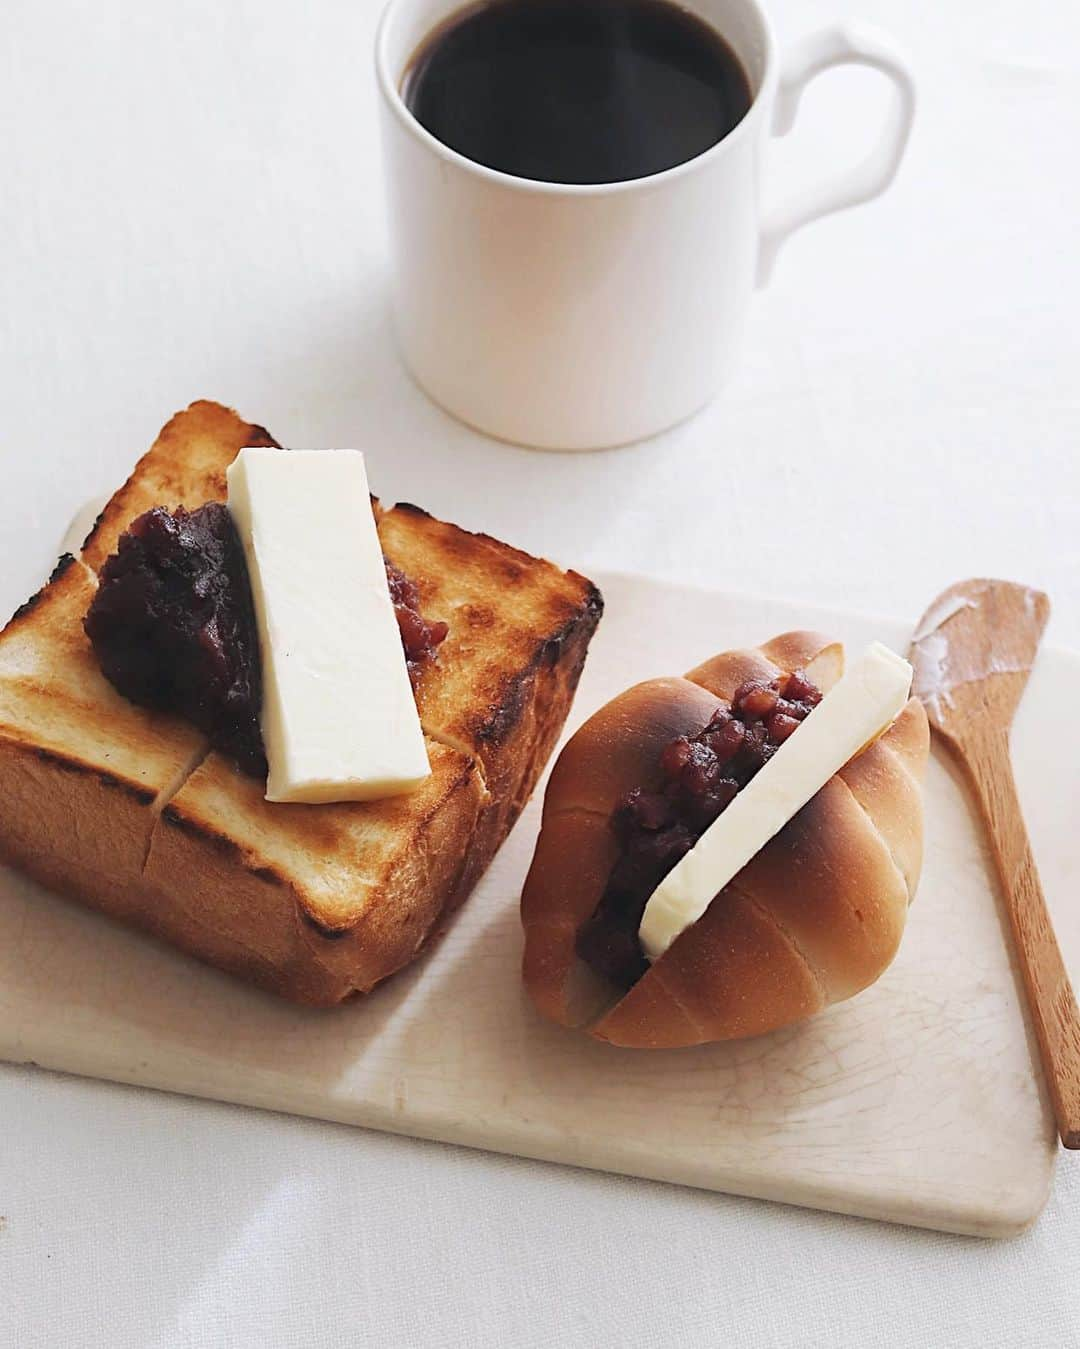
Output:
left=0, top=552, right=486, bottom=1003
left=0, top=401, right=601, bottom=1003
left=82, top=399, right=601, bottom=917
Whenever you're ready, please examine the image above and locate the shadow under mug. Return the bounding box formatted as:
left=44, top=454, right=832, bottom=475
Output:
left=376, top=0, right=915, bottom=452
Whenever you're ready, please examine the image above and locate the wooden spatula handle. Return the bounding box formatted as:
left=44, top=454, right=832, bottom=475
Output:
left=960, top=728, right=1080, bottom=1148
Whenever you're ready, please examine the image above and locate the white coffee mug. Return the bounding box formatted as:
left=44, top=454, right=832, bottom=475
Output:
left=376, top=0, right=915, bottom=451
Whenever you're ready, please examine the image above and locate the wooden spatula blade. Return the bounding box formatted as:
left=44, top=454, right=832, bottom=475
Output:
left=910, top=579, right=1049, bottom=739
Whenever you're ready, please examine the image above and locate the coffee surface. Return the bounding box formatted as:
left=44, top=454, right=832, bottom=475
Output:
left=402, top=0, right=753, bottom=185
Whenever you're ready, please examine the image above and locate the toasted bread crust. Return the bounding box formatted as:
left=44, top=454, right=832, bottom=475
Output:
left=141, top=743, right=487, bottom=1004
left=8, top=553, right=79, bottom=626
left=0, top=401, right=601, bottom=1003
left=521, top=637, right=929, bottom=1047
left=81, top=401, right=280, bottom=571
left=376, top=500, right=603, bottom=904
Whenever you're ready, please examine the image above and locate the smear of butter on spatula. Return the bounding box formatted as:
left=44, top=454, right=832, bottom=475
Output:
left=909, top=581, right=1041, bottom=723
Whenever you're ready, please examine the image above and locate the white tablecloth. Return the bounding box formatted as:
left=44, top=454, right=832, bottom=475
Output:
left=2, top=1, right=1078, bottom=1344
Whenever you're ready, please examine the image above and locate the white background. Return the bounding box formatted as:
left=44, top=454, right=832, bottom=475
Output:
left=2, top=0, right=1078, bottom=1345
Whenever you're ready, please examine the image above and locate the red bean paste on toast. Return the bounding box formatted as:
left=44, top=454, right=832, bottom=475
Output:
left=85, top=504, right=447, bottom=779
left=385, top=561, right=449, bottom=689
left=576, top=670, right=823, bottom=989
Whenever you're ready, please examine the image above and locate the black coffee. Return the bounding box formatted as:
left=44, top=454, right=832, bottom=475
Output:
left=402, top=0, right=753, bottom=185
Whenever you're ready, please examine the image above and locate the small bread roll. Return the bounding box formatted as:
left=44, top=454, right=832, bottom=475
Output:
left=521, top=632, right=929, bottom=1048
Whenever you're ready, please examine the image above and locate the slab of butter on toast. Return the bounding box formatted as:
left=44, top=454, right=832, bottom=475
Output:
left=228, top=448, right=431, bottom=804
left=0, top=401, right=602, bottom=1004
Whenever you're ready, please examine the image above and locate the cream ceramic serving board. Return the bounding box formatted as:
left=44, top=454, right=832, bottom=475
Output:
left=1, top=572, right=1072, bottom=1237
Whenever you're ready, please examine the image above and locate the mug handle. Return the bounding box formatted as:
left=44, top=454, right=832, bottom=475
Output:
left=757, top=23, right=916, bottom=286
